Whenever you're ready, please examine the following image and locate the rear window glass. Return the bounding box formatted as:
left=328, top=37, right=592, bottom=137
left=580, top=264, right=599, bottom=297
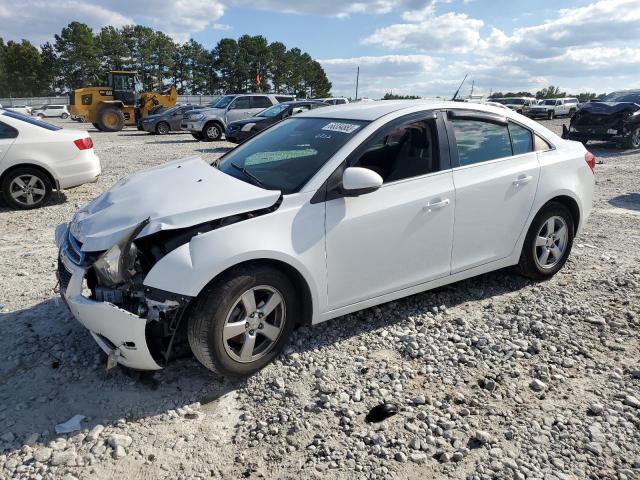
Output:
left=2, top=110, right=62, bottom=131
left=451, top=119, right=512, bottom=166
left=509, top=122, right=533, bottom=155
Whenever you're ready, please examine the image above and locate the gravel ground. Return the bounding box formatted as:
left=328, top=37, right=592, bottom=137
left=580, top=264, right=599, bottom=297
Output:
left=0, top=117, right=638, bottom=480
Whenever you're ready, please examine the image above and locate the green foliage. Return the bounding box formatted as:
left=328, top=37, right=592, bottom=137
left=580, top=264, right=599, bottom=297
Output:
left=383, top=92, right=421, bottom=100
left=489, top=91, right=535, bottom=99
left=0, top=22, right=332, bottom=98
left=535, top=85, right=566, bottom=99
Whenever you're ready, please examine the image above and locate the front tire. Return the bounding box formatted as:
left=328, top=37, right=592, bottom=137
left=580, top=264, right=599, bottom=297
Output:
left=1, top=167, right=52, bottom=209
left=623, top=127, right=640, bottom=149
left=187, top=265, right=298, bottom=377
left=547, top=110, right=555, bottom=120
left=61, top=113, right=69, bottom=119
left=516, top=202, right=574, bottom=280
left=155, top=121, right=170, bottom=135
left=97, top=106, right=125, bottom=132
left=202, top=122, right=222, bottom=141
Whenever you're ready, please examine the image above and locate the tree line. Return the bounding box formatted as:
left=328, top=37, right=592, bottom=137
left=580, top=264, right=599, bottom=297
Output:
left=490, top=86, right=606, bottom=102
left=0, top=22, right=332, bottom=99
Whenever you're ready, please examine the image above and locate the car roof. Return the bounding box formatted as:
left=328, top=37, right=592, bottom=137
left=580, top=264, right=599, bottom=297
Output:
left=300, top=99, right=522, bottom=121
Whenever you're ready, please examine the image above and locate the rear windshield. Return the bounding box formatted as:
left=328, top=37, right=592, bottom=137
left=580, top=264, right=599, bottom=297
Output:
left=2, top=110, right=62, bottom=130
left=601, top=91, right=640, bottom=103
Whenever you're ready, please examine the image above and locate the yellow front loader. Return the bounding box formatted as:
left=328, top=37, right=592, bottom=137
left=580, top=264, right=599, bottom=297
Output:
left=69, top=71, right=177, bottom=132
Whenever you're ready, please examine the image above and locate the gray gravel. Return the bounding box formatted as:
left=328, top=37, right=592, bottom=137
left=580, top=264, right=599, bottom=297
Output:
left=0, top=117, right=639, bottom=479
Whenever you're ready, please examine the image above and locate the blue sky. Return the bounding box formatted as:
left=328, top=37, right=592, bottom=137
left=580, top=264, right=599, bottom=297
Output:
left=2, top=0, right=638, bottom=98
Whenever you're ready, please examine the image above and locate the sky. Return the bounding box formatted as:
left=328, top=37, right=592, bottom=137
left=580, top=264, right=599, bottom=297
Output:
left=1, top=0, right=639, bottom=98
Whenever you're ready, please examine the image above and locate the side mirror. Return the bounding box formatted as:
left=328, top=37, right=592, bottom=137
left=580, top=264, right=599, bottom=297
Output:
left=341, top=167, right=383, bottom=196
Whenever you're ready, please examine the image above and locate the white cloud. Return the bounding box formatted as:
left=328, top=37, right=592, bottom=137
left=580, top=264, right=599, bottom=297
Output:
left=0, top=0, right=225, bottom=44
left=228, top=0, right=430, bottom=18
left=320, top=54, right=441, bottom=98
left=363, top=11, right=483, bottom=53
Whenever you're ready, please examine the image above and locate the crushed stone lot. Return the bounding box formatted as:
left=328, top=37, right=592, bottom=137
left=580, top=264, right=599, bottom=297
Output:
left=0, top=117, right=639, bottom=480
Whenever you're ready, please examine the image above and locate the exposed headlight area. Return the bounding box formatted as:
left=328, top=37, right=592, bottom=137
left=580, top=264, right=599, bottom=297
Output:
left=241, top=122, right=256, bottom=132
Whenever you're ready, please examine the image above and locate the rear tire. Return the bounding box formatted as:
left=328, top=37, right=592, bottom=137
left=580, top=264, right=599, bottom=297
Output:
left=516, top=202, right=574, bottom=280
left=1, top=167, right=52, bottom=210
left=203, top=122, right=222, bottom=141
left=155, top=121, right=170, bottom=135
left=97, top=106, right=125, bottom=132
left=60, top=113, right=69, bottom=119
left=187, top=265, right=298, bottom=377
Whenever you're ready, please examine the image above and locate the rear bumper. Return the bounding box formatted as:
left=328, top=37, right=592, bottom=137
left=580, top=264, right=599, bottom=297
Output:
left=57, top=153, right=102, bottom=189
left=56, top=228, right=162, bottom=371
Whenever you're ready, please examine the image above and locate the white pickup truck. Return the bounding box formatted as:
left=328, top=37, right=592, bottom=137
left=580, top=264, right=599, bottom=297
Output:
left=527, top=98, right=579, bottom=120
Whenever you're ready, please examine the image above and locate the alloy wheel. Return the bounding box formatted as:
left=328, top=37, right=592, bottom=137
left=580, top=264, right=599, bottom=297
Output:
left=206, top=125, right=220, bottom=140
left=9, top=175, right=47, bottom=207
left=222, top=285, right=285, bottom=363
left=534, top=216, right=568, bottom=270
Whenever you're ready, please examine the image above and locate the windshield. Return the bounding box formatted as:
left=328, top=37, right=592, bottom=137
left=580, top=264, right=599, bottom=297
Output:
left=543, top=100, right=557, bottom=105
left=161, top=107, right=178, bottom=116
left=213, top=95, right=236, bottom=109
left=257, top=104, right=290, bottom=118
left=2, top=110, right=61, bottom=131
left=493, top=98, right=525, bottom=105
left=601, top=91, right=640, bottom=103
left=218, top=117, right=369, bottom=194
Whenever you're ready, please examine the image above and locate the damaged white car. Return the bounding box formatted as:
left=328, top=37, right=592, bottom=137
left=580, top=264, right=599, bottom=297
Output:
left=57, top=101, right=594, bottom=376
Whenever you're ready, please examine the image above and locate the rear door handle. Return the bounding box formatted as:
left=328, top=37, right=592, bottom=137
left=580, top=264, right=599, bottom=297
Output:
left=424, top=198, right=450, bottom=212
left=513, top=175, right=533, bottom=186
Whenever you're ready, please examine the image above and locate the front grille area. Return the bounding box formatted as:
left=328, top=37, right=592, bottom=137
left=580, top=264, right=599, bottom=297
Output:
left=65, top=230, right=85, bottom=265
left=57, top=257, right=72, bottom=293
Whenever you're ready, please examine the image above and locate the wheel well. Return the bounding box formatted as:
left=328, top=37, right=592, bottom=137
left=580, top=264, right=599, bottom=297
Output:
left=0, top=164, right=58, bottom=191
left=544, top=196, right=580, bottom=233
left=206, top=259, right=313, bottom=326
left=204, top=120, right=224, bottom=129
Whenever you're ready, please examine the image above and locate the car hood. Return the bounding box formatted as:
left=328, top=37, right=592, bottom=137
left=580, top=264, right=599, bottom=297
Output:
left=188, top=107, right=224, bottom=118
left=578, top=101, right=640, bottom=116
left=70, top=156, right=281, bottom=252
left=228, top=116, right=272, bottom=127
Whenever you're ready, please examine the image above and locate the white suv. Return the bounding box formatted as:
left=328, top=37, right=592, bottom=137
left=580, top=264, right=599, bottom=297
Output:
left=57, top=101, right=594, bottom=376
left=32, top=105, right=70, bottom=119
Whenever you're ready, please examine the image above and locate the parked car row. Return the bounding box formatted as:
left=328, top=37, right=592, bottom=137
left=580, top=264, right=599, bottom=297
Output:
left=490, top=97, right=579, bottom=119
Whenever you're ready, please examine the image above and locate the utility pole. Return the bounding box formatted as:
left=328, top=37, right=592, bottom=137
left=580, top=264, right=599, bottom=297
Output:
left=355, top=66, right=360, bottom=101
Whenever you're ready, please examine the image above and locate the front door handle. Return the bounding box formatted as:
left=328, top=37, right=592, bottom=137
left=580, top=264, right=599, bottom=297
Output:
left=513, top=175, right=533, bottom=186
left=424, top=198, right=450, bottom=212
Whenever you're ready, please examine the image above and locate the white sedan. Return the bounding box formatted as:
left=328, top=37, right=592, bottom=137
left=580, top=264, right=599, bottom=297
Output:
left=57, top=101, right=594, bottom=376
left=0, top=110, right=101, bottom=209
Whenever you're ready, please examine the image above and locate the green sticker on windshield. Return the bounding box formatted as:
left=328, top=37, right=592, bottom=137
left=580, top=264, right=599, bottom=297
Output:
left=322, top=122, right=361, bottom=134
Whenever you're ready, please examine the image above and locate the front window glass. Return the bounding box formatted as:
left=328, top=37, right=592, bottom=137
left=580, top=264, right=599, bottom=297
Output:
left=257, top=104, right=289, bottom=118
left=352, top=118, right=440, bottom=182
left=213, top=95, right=236, bottom=108
left=231, top=96, right=251, bottom=109
left=218, top=117, right=369, bottom=194
left=451, top=119, right=512, bottom=166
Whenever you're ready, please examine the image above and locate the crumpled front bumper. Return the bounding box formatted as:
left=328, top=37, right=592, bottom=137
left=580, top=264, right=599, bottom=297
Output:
left=56, top=227, right=162, bottom=371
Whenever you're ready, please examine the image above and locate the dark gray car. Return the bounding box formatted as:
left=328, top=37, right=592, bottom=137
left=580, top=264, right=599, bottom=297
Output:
left=140, top=105, right=198, bottom=135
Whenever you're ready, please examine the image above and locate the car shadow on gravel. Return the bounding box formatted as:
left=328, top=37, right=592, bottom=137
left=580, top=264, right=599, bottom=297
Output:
left=0, top=191, right=68, bottom=212
left=609, top=192, right=640, bottom=212
left=0, top=298, right=243, bottom=443
left=147, top=139, right=202, bottom=145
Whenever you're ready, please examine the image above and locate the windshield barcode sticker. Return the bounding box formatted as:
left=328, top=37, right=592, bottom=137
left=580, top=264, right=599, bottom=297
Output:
left=322, top=122, right=361, bottom=134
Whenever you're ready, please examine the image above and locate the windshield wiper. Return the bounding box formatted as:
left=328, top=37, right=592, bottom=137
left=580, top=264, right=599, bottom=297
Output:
left=230, top=162, right=266, bottom=188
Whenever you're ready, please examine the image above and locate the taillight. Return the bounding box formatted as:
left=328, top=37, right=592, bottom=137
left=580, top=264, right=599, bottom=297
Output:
left=74, top=137, right=93, bottom=150
left=584, top=151, right=596, bottom=173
